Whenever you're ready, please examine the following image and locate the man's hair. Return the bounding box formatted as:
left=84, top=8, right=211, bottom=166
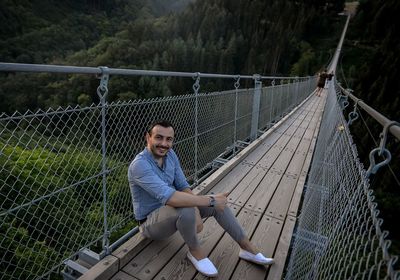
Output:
left=146, top=120, right=175, bottom=135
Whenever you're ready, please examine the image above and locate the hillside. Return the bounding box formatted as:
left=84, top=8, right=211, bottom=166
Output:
left=0, top=0, right=345, bottom=113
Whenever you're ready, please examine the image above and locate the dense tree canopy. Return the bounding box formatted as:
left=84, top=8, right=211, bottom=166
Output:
left=0, top=0, right=344, bottom=113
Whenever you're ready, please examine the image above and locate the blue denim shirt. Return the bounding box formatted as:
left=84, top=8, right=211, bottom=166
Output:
left=128, top=148, right=189, bottom=220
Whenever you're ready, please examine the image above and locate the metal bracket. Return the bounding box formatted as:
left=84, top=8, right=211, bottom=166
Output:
left=366, top=121, right=400, bottom=177
left=347, top=98, right=361, bottom=126
left=97, top=66, right=110, bottom=100
left=192, top=72, right=201, bottom=94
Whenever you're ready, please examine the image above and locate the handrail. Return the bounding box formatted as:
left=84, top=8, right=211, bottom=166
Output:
left=0, top=62, right=311, bottom=81
left=338, top=83, right=400, bottom=141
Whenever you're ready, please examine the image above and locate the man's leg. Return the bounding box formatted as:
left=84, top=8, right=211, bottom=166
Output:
left=199, top=206, right=261, bottom=254
left=199, top=206, right=274, bottom=265
left=140, top=205, right=205, bottom=258
left=199, top=207, right=246, bottom=242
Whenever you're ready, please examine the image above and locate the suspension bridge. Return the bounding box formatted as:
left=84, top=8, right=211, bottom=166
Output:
left=1, top=12, right=399, bottom=280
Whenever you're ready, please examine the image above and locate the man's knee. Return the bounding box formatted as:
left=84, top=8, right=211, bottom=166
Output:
left=178, top=207, right=196, bottom=224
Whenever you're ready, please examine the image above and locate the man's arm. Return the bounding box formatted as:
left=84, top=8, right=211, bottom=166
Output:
left=166, top=190, right=228, bottom=211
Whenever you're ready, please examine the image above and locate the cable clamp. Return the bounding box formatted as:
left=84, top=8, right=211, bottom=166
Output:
left=366, top=121, right=400, bottom=177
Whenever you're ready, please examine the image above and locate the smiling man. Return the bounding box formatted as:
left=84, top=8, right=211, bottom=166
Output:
left=128, top=120, right=273, bottom=277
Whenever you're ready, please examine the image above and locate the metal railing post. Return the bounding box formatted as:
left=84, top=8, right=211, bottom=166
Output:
left=295, top=77, right=300, bottom=106
left=269, top=79, right=275, bottom=128
left=250, top=75, right=262, bottom=140
left=97, top=67, right=111, bottom=255
left=233, top=76, right=240, bottom=154
left=192, top=73, right=201, bottom=185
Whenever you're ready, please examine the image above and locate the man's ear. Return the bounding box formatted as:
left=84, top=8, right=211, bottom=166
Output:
left=145, top=132, right=150, bottom=143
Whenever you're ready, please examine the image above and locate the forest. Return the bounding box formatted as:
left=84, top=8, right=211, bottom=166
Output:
left=1, top=0, right=399, bottom=278
left=0, top=0, right=344, bottom=112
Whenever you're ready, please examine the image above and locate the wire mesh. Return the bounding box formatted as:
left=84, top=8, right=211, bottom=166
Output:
left=285, top=82, right=399, bottom=279
left=0, top=76, right=311, bottom=279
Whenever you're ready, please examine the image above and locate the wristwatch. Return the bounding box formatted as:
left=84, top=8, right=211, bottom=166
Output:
left=209, top=196, right=216, bottom=207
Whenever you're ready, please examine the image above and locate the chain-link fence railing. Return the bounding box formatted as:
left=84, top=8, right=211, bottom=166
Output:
left=0, top=65, right=315, bottom=280
left=285, top=81, right=399, bottom=279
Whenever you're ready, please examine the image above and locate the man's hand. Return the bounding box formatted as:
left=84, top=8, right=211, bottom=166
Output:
left=213, top=192, right=229, bottom=211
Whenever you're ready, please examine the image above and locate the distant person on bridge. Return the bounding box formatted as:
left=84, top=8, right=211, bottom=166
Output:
left=316, top=68, right=328, bottom=96
left=326, top=71, right=334, bottom=88
left=128, top=120, right=274, bottom=277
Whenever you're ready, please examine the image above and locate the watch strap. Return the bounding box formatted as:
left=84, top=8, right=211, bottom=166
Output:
left=209, top=196, right=216, bottom=207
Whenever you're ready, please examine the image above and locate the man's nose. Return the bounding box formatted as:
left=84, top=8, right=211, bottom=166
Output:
left=161, top=138, right=170, bottom=146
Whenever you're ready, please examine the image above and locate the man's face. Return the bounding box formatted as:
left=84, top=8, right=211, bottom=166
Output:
left=146, top=125, right=175, bottom=159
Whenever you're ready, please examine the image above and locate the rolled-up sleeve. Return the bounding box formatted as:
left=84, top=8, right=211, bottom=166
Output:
left=129, top=160, right=175, bottom=205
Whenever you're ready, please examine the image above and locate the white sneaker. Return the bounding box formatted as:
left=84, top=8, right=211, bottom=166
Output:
left=187, top=251, right=218, bottom=277
left=238, top=249, right=274, bottom=265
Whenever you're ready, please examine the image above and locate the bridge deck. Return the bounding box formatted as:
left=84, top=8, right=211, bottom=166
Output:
left=80, top=93, right=326, bottom=280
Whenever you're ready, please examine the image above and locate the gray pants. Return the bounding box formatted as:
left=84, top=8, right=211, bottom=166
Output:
left=139, top=205, right=246, bottom=249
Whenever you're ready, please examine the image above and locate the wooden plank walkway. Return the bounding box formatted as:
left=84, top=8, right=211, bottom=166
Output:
left=80, top=92, right=326, bottom=280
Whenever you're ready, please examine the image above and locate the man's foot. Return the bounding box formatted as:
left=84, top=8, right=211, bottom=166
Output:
left=189, top=247, right=206, bottom=260
left=238, top=249, right=274, bottom=265
left=187, top=251, right=218, bottom=277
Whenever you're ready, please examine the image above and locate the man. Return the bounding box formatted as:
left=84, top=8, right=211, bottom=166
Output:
left=128, top=120, right=273, bottom=277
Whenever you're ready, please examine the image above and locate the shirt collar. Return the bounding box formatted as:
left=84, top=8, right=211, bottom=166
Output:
left=143, top=147, right=170, bottom=167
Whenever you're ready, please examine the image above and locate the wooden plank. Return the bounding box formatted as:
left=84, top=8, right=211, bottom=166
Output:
left=265, top=175, right=298, bottom=220
left=230, top=97, right=317, bottom=208
left=227, top=164, right=270, bottom=208
left=230, top=215, right=283, bottom=280
left=284, top=139, right=313, bottom=178
left=110, top=271, right=139, bottom=280
left=209, top=112, right=302, bottom=200
left=272, top=106, right=319, bottom=180
left=254, top=103, right=318, bottom=218
left=238, top=111, right=301, bottom=166
left=266, top=216, right=297, bottom=280
left=288, top=109, right=323, bottom=217
left=112, top=233, right=152, bottom=268
left=122, top=233, right=184, bottom=280
left=242, top=135, right=281, bottom=166
left=288, top=175, right=307, bottom=218
left=78, top=255, right=119, bottom=280
left=256, top=141, right=290, bottom=169
left=228, top=128, right=301, bottom=206
left=241, top=106, right=318, bottom=214
left=152, top=205, right=240, bottom=280
left=239, top=171, right=282, bottom=213
left=206, top=162, right=254, bottom=194
left=255, top=111, right=312, bottom=171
